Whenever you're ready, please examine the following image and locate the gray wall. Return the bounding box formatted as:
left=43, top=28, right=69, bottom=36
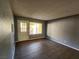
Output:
left=0, top=0, right=15, bottom=59
left=47, top=15, right=79, bottom=51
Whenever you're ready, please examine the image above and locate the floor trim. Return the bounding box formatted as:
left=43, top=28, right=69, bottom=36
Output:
left=47, top=37, right=79, bottom=51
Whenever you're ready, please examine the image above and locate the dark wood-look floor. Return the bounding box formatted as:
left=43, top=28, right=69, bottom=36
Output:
left=15, top=39, right=79, bottom=59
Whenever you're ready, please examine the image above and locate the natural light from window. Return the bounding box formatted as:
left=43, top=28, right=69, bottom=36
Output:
left=30, top=22, right=42, bottom=35
left=20, top=22, right=27, bottom=32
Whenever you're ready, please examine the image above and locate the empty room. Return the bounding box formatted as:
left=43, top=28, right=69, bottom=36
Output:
left=0, top=0, right=79, bottom=59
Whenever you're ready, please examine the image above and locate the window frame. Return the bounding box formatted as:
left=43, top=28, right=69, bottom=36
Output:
left=29, top=21, right=43, bottom=35
left=20, top=21, right=27, bottom=32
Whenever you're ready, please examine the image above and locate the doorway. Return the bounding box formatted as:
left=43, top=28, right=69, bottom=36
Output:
left=17, top=20, right=29, bottom=41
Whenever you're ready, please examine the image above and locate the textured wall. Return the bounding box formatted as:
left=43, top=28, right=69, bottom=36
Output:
left=47, top=15, right=79, bottom=51
left=0, top=0, right=15, bottom=59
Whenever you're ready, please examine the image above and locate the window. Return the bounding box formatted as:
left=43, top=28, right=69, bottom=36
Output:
left=30, top=22, right=42, bottom=35
left=20, top=22, right=27, bottom=32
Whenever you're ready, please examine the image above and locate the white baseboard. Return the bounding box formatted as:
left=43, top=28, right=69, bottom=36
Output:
left=47, top=36, right=79, bottom=51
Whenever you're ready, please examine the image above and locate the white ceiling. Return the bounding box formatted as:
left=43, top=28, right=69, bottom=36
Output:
left=11, top=0, right=79, bottom=20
